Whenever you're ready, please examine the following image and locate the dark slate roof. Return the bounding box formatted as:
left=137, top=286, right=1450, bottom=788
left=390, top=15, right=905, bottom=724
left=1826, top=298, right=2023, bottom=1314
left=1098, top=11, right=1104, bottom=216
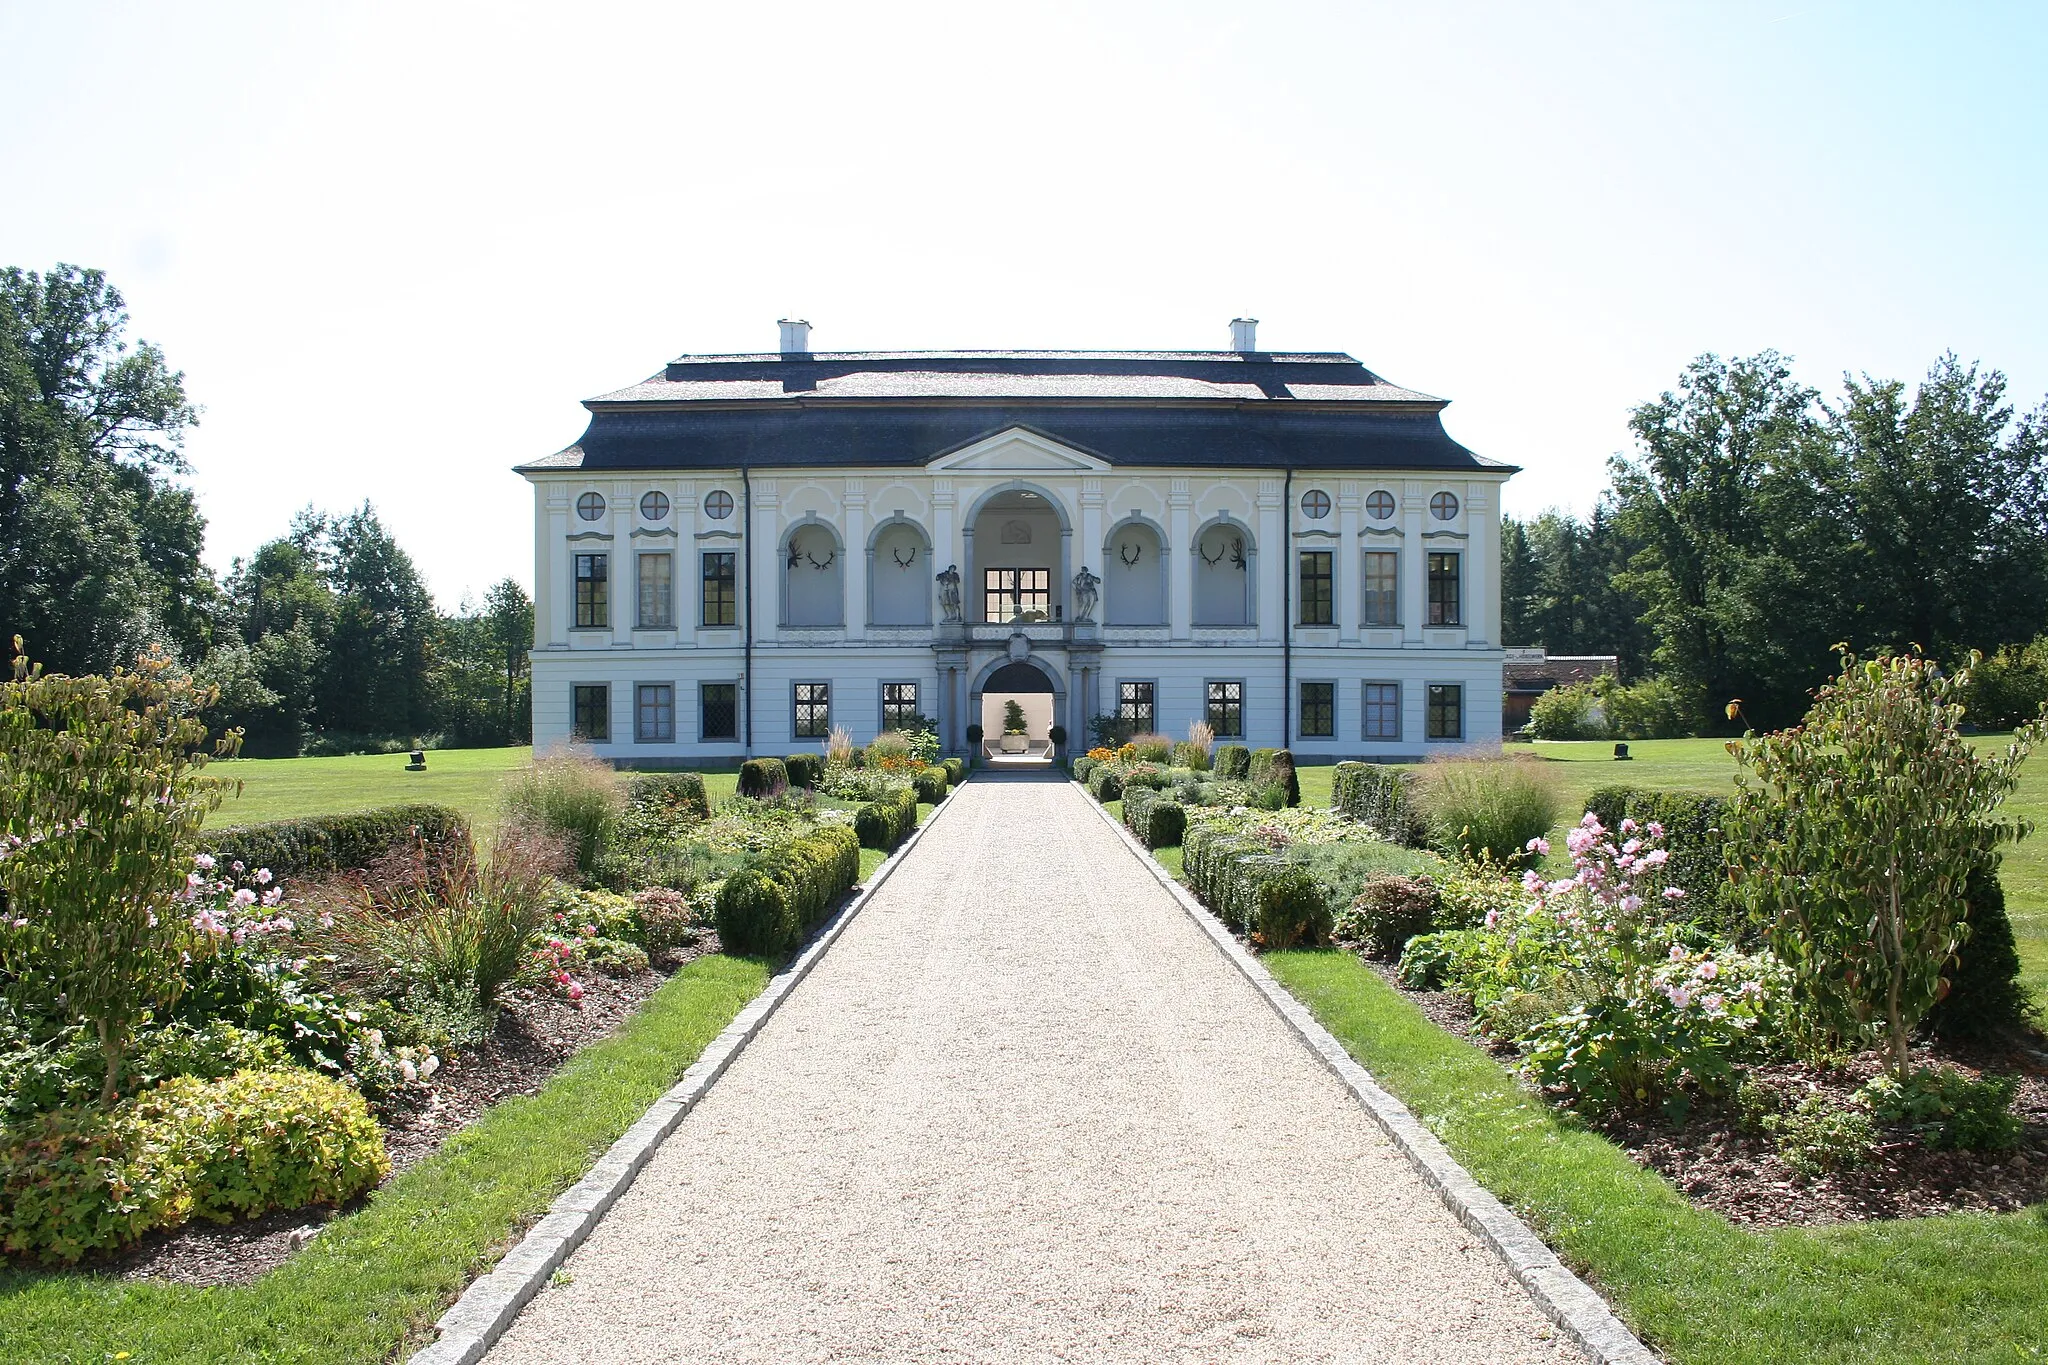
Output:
left=1503, top=656, right=1619, bottom=693
left=518, top=349, right=1509, bottom=474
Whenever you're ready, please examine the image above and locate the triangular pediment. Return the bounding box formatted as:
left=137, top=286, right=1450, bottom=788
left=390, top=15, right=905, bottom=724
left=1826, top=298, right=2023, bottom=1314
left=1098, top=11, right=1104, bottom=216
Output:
left=925, top=426, right=1111, bottom=473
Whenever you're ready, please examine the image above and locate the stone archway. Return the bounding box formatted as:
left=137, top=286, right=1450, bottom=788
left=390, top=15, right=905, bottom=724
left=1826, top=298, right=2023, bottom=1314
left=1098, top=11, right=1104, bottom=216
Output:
left=972, top=655, right=1063, bottom=758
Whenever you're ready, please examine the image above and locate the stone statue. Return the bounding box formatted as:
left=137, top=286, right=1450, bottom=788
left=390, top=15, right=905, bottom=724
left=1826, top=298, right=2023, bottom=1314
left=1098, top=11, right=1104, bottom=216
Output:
left=1072, top=565, right=1101, bottom=623
left=936, top=563, right=963, bottom=623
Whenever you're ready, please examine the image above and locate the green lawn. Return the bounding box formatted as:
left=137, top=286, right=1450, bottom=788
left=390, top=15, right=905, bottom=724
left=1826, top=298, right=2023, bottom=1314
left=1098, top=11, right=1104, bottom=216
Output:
left=0, top=954, right=770, bottom=1365
left=1296, top=737, right=2048, bottom=1007
left=1267, top=950, right=2048, bottom=1364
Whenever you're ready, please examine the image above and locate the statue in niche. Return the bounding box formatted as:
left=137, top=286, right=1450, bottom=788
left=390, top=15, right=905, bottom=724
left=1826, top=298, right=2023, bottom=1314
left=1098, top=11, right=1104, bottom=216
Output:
left=936, top=564, right=963, bottom=623
left=1072, top=565, right=1101, bottom=623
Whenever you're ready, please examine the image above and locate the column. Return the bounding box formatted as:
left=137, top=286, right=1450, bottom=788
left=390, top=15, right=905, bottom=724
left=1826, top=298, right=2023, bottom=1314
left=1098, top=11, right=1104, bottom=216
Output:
left=844, top=478, right=867, bottom=639
left=752, top=480, right=780, bottom=643
left=1464, top=481, right=1494, bottom=647
left=1256, top=480, right=1283, bottom=643
left=1338, top=483, right=1362, bottom=644
left=543, top=484, right=569, bottom=647
left=1169, top=478, right=1193, bottom=639
left=1401, top=479, right=1426, bottom=644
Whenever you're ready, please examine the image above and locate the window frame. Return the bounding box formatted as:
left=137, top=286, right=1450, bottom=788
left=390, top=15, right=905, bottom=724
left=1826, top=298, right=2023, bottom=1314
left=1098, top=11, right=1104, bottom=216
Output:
left=880, top=680, right=921, bottom=732
left=636, top=550, right=674, bottom=629
left=1363, top=549, right=1399, bottom=626
left=703, top=489, right=734, bottom=521
left=699, top=681, right=739, bottom=742
left=792, top=681, right=832, bottom=740
left=982, top=566, right=1050, bottom=622
left=1205, top=679, right=1245, bottom=739
left=1427, top=550, right=1462, bottom=626
left=700, top=550, right=737, bottom=628
left=1426, top=682, right=1464, bottom=741
left=639, top=490, right=670, bottom=521
left=1116, top=679, right=1157, bottom=734
left=634, top=682, right=675, bottom=744
left=575, top=490, right=605, bottom=522
left=1362, top=681, right=1401, bottom=741
left=574, top=552, right=609, bottom=629
left=1297, top=679, right=1336, bottom=739
left=1365, top=489, right=1396, bottom=521
left=571, top=683, right=610, bottom=742
left=1297, top=549, right=1334, bottom=626
left=1430, top=490, right=1460, bottom=521
left=1299, top=488, right=1332, bottom=521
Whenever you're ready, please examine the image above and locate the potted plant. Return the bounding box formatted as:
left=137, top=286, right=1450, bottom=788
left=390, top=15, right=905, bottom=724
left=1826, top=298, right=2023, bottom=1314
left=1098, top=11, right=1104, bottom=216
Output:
left=1000, top=699, right=1029, bottom=753
left=966, top=723, right=984, bottom=754
left=1049, top=723, right=1067, bottom=757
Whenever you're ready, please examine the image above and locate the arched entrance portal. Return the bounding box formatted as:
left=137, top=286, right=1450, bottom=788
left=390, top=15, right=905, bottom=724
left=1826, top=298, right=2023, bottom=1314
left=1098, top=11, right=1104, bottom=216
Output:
left=974, top=657, right=1061, bottom=761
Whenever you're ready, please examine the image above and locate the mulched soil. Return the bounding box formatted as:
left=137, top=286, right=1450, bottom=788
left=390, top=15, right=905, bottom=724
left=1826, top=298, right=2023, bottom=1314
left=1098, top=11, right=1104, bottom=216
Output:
left=1356, top=956, right=2048, bottom=1228
left=107, top=934, right=720, bottom=1287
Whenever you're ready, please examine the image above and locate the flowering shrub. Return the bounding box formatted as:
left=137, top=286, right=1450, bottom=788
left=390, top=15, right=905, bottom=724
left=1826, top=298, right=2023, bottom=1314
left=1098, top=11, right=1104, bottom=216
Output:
left=1085, top=746, right=1117, bottom=763
left=630, top=886, right=703, bottom=956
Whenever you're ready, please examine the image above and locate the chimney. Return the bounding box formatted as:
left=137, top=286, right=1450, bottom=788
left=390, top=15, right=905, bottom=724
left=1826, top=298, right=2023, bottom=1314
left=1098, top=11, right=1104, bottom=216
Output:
left=778, top=317, right=811, bottom=355
left=1230, top=317, right=1259, bottom=353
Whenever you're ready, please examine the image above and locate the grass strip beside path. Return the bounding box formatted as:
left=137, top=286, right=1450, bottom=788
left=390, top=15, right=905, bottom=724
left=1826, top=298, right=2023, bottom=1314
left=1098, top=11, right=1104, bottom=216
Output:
left=0, top=954, right=771, bottom=1365
left=1265, top=949, right=2048, bottom=1365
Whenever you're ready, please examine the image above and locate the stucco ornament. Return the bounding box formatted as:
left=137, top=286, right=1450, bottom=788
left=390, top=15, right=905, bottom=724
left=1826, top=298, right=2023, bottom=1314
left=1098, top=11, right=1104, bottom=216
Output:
left=1072, top=565, right=1101, bottom=623
left=936, top=564, right=963, bottom=623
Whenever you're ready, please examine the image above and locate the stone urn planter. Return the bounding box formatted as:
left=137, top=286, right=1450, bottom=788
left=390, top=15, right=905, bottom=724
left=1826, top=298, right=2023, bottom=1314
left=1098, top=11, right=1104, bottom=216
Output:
left=1000, top=734, right=1028, bottom=754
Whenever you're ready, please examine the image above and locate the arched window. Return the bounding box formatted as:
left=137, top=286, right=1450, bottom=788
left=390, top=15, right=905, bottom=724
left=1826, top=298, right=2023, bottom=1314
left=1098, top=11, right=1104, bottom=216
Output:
left=576, top=491, right=605, bottom=521
left=1299, top=489, right=1331, bottom=520
left=640, top=490, right=670, bottom=521
left=1366, top=489, right=1396, bottom=521
left=782, top=523, right=844, bottom=626
left=704, top=489, right=734, bottom=520
left=1192, top=520, right=1253, bottom=626
left=1431, top=491, right=1460, bottom=521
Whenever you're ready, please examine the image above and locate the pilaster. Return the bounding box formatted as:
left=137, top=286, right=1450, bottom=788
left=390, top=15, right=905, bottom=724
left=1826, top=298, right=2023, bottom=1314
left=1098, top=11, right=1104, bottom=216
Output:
left=844, top=478, right=868, bottom=641
left=1256, top=479, right=1283, bottom=644
left=1337, top=482, right=1362, bottom=644
left=1168, top=478, right=1193, bottom=640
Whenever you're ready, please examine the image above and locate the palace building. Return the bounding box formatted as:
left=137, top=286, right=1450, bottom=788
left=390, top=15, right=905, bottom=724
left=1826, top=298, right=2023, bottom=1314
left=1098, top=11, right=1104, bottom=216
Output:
left=517, top=319, right=1513, bottom=762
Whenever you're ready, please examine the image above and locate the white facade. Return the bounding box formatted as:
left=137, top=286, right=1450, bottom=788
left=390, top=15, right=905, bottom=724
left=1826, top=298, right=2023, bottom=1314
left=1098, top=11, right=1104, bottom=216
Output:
left=526, top=426, right=1508, bottom=761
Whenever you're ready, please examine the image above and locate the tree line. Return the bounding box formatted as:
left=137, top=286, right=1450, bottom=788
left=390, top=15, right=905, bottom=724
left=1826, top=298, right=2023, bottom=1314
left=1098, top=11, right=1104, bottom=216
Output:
left=2, top=264, right=531, bottom=756
left=1504, top=350, right=2048, bottom=731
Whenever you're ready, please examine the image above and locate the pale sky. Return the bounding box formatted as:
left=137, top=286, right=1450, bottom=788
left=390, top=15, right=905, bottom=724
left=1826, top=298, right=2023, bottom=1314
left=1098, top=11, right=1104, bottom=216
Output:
left=5, top=1, right=2044, bottom=609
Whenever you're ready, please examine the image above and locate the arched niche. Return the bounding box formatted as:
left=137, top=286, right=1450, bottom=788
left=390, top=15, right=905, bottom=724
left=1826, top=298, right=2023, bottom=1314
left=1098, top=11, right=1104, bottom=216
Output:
left=972, top=656, right=1063, bottom=745
left=782, top=520, right=844, bottom=627
left=1192, top=517, right=1254, bottom=626
left=1102, top=516, right=1166, bottom=625
left=868, top=518, right=932, bottom=625
left=963, top=482, right=1071, bottom=625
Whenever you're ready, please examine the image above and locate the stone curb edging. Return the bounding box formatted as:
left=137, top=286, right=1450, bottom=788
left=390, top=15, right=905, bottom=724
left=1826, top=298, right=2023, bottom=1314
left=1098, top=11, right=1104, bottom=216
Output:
left=407, top=777, right=972, bottom=1365
left=1079, top=786, right=1662, bottom=1365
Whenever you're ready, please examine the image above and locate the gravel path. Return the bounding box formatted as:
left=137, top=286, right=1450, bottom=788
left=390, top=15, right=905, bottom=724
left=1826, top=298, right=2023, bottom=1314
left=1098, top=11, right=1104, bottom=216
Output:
left=485, top=773, right=1587, bottom=1364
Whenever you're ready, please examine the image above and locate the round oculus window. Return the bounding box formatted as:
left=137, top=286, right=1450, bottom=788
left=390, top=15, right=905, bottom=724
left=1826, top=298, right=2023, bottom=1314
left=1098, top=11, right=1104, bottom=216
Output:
left=1366, top=489, right=1395, bottom=520
left=639, top=490, right=670, bottom=521
left=575, top=491, right=604, bottom=521
left=1300, top=488, right=1331, bottom=520
left=1430, top=491, right=1460, bottom=521
left=703, top=489, right=734, bottom=520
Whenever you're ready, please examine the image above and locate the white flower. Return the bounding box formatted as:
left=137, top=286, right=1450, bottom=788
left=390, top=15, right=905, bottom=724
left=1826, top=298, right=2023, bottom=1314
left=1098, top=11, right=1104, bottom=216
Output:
left=420, top=1054, right=440, bottom=1078
left=194, top=853, right=217, bottom=871
left=399, top=1058, right=418, bottom=1083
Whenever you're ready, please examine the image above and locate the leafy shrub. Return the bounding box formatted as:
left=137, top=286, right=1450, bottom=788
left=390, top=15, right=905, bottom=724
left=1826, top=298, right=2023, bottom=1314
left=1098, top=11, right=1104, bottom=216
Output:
left=207, top=805, right=475, bottom=885
left=547, top=886, right=640, bottom=941
left=1073, top=756, right=1098, bottom=783
left=0, top=1102, right=195, bottom=1263
left=712, top=825, right=860, bottom=956
left=1121, top=788, right=1186, bottom=849
left=1526, top=681, right=1605, bottom=740
left=1519, top=988, right=1756, bottom=1114
left=630, top=887, right=701, bottom=956
left=783, top=753, right=825, bottom=789
left=941, top=757, right=965, bottom=785
left=1252, top=783, right=1287, bottom=811
left=576, top=936, right=650, bottom=976
left=1741, top=1085, right=1876, bottom=1177
left=1214, top=745, right=1250, bottom=780
left=503, top=749, right=623, bottom=878
left=1395, top=931, right=1464, bottom=990
left=625, top=771, right=711, bottom=822
left=912, top=766, right=948, bottom=804
left=1528, top=677, right=1694, bottom=741
left=1170, top=741, right=1210, bottom=772
left=1121, top=763, right=1171, bottom=792
left=0, top=644, right=243, bottom=1106
left=854, top=802, right=896, bottom=852
left=1131, top=733, right=1173, bottom=763
left=1247, top=748, right=1278, bottom=784
left=1726, top=647, right=2039, bottom=1074
left=0, top=1021, right=290, bottom=1123
left=1253, top=870, right=1330, bottom=950
left=1087, top=767, right=1124, bottom=803
left=1961, top=637, right=2048, bottom=729
left=1928, top=864, right=2035, bottom=1043
left=737, top=757, right=790, bottom=800
left=1265, top=749, right=1300, bottom=807
left=710, top=868, right=791, bottom=957
left=1415, top=756, right=1557, bottom=866
left=1859, top=1066, right=2021, bottom=1151
left=144, top=1068, right=389, bottom=1223
left=1340, top=875, right=1441, bottom=960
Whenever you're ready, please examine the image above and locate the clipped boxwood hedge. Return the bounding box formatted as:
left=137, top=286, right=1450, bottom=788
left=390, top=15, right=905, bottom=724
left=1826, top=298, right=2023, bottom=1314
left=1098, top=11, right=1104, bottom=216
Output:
left=940, top=756, right=966, bottom=785
left=912, top=766, right=948, bottom=804
left=712, top=823, right=861, bottom=956
left=1332, top=762, right=1419, bottom=841
left=854, top=787, right=919, bottom=853
left=204, top=804, right=473, bottom=883
left=1073, top=756, right=1098, bottom=783
left=1121, top=787, right=1186, bottom=849
left=1213, top=744, right=1250, bottom=780
left=737, top=757, right=789, bottom=800
left=626, top=771, right=711, bottom=821
left=783, top=753, right=825, bottom=790
left=1087, top=767, right=1124, bottom=803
